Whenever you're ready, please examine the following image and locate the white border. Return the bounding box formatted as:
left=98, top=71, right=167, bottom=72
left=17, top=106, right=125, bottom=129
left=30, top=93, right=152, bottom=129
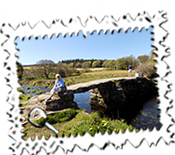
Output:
left=0, top=6, right=171, bottom=154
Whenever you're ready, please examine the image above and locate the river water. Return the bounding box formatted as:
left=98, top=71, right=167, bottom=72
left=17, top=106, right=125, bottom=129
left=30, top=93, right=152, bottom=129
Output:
left=21, top=84, right=162, bottom=130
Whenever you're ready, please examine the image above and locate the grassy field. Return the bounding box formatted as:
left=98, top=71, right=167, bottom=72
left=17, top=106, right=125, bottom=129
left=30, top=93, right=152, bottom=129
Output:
left=19, top=69, right=135, bottom=86
left=22, top=109, right=138, bottom=140
left=81, top=70, right=132, bottom=76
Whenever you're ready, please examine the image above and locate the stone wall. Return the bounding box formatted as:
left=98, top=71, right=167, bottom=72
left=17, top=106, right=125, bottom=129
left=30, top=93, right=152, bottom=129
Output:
left=89, top=77, right=158, bottom=121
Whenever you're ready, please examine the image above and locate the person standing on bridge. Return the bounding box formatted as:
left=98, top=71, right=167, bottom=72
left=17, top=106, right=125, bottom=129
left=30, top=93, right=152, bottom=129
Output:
left=46, top=74, right=67, bottom=101
left=128, top=64, right=133, bottom=77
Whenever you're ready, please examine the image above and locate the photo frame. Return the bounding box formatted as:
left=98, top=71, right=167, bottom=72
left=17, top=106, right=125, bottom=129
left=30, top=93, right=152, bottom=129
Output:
left=1, top=0, right=172, bottom=154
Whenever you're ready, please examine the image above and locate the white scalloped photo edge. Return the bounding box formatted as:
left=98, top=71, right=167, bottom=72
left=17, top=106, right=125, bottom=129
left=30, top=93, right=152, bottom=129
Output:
left=1, top=11, right=173, bottom=154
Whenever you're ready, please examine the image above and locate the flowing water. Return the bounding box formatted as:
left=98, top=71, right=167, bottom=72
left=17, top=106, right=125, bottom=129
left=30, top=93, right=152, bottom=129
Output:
left=22, top=85, right=162, bottom=130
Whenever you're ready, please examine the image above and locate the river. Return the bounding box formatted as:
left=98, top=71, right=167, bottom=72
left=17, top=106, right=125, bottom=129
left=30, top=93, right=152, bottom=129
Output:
left=21, top=84, right=162, bottom=130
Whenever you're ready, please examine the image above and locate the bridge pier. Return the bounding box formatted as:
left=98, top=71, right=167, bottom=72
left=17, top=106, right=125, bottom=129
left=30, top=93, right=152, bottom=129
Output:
left=89, top=78, right=158, bottom=120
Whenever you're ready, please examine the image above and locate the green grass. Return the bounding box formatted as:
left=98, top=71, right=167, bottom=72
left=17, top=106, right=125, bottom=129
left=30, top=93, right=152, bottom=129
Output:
left=81, top=70, right=135, bottom=76
left=30, top=90, right=36, bottom=93
left=19, top=94, right=33, bottom=103
left=22, top=109, right=138, bottom=140
left=26, top=86, right=34, bottom=90
left=21, top=69, right=136, bottom=88
left=36, top=90, right=44, bottom=95
left=20, top=103, right=28, bottom=107
left=17, top=87, right=24, bottom=93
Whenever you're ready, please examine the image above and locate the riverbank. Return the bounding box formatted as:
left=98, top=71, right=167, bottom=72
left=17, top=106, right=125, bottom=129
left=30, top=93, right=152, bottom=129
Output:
left=22, top=108, right=138, bottom=140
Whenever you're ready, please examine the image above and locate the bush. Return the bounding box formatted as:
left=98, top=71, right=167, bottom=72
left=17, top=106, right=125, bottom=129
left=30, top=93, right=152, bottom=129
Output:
left=58, top=69, right=66, bottom=77
left=65, top=79, right=75, bottom=86
left=135, top=62, right=156, bottom=78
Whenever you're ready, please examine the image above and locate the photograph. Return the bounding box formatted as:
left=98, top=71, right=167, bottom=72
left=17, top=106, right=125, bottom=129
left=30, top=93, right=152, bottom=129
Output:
left=1, top=1, right=175, bottom=155
left=15, top=26, right=162, bottom=140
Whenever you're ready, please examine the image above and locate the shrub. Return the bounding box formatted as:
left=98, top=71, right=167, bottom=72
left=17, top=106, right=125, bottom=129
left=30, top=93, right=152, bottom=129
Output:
left=65, top=79, right=75, bottom=86
left=135, top=62, right=156, bottom=78
left=17, top=87, right=24, bottom=93
left=36, top=90, right=44, bottom=95
left=58, top=69, right=66, bottom=77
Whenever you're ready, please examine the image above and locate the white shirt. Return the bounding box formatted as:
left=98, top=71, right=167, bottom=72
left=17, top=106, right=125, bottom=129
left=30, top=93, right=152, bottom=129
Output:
left=135, top=72, right=140, bottom=77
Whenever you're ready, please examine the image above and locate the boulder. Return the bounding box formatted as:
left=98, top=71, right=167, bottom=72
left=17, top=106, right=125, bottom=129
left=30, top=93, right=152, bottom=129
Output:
left=57, top=90, right=74, bottom=101
left=21, top=91, right=77, bottom=117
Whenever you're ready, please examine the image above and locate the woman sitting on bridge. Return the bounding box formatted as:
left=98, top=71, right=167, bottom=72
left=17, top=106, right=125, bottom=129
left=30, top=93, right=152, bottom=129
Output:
left=46, top=74, right=67, bottom=101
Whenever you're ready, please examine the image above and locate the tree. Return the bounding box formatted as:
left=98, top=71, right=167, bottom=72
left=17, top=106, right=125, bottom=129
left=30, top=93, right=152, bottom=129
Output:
left=102, top=60, right=108, bottom=67
left=115, top=58, right=127, bottom=70
left=137, top=55, right=149, bottom=64
left=16, top=61, right=23, bottom=80
left=75, top=62, right=82, bottom=68
left=92, top=60, right=101, bottom=68
left=82, top=61, right=91, bottom=68
left=68, top=63, right=74, bottom=68
left=36, top=60, right=55, bottom=79
left=148, top=49, right=156, bottom=64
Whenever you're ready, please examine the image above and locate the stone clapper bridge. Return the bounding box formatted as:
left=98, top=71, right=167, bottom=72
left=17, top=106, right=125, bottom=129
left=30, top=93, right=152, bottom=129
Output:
left=24, top=76, right=158, bottom=120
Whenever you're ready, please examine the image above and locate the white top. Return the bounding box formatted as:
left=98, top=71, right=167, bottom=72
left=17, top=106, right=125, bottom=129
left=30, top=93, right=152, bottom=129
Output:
left=135, top=72, right=140, bottom=77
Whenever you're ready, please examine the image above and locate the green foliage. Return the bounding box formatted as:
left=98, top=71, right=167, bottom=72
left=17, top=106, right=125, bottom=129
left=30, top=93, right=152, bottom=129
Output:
left=34, top=117, right=46, bottom=126
left=136, top=49, right=157, bottom=78
left=31, top=90, right=36, bottom=93
left=36, top=90, right=44, bottom=95
left=82, top=61, right=91, bottom=68
left=36, top=59, right=56, bottom=79
left=75, top=62, right=82, bottom=68
left=65, top=79, right=75, bottom=86
left=16, top=61, right=24, bottom=80
left=68, top=63, right=74, bottom=68
left=35, top=109, right=78, bottom=125
left=137, top=55, right=149, bottom=64
left=102, top=60, right=115, bottom=69
left=23, top=109, right=139, bottom=140
left=26, top=86, right=34, bottom=90
left=19, top=94, right=33, bottom=103
left=58, top=69, right=66, bottom=77
left=36, top=79, right=43, bottom=83
left=17, top=87, right=24, bottom=93
left=92, top=60, right=101, bottom=68
left=20, top=103, right=28, bottom=107
left=115, top=58, right=127, bottom=69
left=135, top=61, right=156, bottom=78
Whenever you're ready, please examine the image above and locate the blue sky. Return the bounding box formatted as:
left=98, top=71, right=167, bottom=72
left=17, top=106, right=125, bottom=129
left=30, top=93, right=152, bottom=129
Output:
left=15, top=27, right=154, bottom=65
